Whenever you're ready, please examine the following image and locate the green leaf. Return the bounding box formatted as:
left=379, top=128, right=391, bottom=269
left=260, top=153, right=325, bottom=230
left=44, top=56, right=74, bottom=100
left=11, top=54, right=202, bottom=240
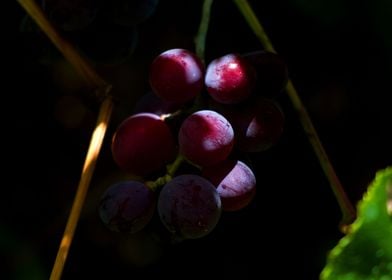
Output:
left=321, top=167, right=392, bottom=280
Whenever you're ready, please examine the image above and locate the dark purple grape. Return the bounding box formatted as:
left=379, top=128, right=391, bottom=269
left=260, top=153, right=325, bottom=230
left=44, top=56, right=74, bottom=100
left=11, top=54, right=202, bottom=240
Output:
left=73, top=21, right=138, bottom=65
left=111, top=113, right=175, bottom=176
left=202, top=160, right=256, bottom=211
left=101, top=0, right=159, bottom=26
left=229, top=98, right=284, bottom=152
left=179, top=110, right=234, bottom=167
left=99, top=181, right=155, bottom=233
left=149, top=49, right=204, bottom=103
left=205, top=53, right=256, bottom=104
left=42, top=0, right=100, bottom=31
left=133, top=91, right=182, bottom=116
left=242, top=51, right=288, bottom=95
left=157, top=175, right=221, bottom=239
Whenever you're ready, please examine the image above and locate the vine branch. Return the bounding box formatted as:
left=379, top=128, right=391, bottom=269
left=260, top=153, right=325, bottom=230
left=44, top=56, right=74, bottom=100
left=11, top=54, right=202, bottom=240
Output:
left=50, top=97, right=113, bottom=280
left=17, top=0, right=114, bottom=279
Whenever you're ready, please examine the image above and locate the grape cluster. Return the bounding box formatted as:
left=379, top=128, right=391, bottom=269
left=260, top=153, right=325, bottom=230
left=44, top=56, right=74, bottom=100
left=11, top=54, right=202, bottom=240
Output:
left=99, top=48, right=287, bottom=240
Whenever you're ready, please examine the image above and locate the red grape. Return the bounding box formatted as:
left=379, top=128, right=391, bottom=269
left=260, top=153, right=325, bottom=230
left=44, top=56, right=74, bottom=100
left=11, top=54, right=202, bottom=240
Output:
left=231, top=98, right=284, bottom=152
left=243, top=51, right=288, bottom=95
left=205, top=53, right=256, bottom=104
left=157, top=175, right=221, bottom=239
left=99, top=181, right=155, bottom=233
left=202, top=160, right=256, bottom=211
left=179, top=110, right=234, bottom=166
left=111, top=113, right=175, bottom=176
left=149, top=49, right=204, bottom=103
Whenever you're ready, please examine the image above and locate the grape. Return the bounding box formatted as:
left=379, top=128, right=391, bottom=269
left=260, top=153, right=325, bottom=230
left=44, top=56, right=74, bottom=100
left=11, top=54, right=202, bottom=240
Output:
left=73, top=21, right=138, bottom=65
left=242, top=51, right=288, bottom=95
left=99, top=181, right=155, bottom=233
left=149, top=49, right=204, bottom=103
left=133, top=91, right=182, bottom=116
left=111, top=113, right=175, bottom=176
left=42, top=0, right=100, bottom=31
left=205, top=53, right=256, bottom=104
left=179, top=110, right=234, bottom=167
left=101, top=0, right=159, bottom=26
left=202, top=160, right=256, bottom=211
left=229, top=98, right=284, bottom=152
left=157, top=175, right=221, bottom=239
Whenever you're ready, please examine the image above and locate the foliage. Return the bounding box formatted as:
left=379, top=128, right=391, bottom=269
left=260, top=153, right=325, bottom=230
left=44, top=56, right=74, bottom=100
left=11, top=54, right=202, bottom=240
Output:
left=321, top=167, right=392, bottom=279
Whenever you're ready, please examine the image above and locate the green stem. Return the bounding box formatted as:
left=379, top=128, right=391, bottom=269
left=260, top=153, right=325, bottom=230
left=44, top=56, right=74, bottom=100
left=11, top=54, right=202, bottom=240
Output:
left=167, top=154, right=185, bottom=177
left=146, top=154, right=185, bottom=191
left=195, top=0, right=214, bottom=62
left=233, top=0, right=356, bottom=227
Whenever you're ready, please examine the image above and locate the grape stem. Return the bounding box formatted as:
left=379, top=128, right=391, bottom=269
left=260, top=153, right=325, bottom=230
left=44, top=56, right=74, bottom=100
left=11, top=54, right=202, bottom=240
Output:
left=233, top=0, right=356, bottom=228
left=167, top=154, right=185, bottom=176
left=17, top=0, right=114, bottom=279
left=195, top=0, right=214, bottom=62
left=146, top=154, right=185, bottom=191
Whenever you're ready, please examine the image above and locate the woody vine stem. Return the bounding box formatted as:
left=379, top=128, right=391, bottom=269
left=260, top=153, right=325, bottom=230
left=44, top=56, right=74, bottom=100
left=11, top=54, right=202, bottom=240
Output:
left=17, top=1, right=113, bottom=279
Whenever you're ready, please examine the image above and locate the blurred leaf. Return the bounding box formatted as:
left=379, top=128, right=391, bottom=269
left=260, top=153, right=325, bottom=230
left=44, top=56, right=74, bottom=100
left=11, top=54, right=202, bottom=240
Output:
left=321, top=167, right=392, bottom=279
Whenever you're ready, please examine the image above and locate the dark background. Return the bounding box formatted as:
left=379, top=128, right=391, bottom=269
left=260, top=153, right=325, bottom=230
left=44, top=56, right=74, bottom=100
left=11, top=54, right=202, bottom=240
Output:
left=5, top=0, right=392, bottom=279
